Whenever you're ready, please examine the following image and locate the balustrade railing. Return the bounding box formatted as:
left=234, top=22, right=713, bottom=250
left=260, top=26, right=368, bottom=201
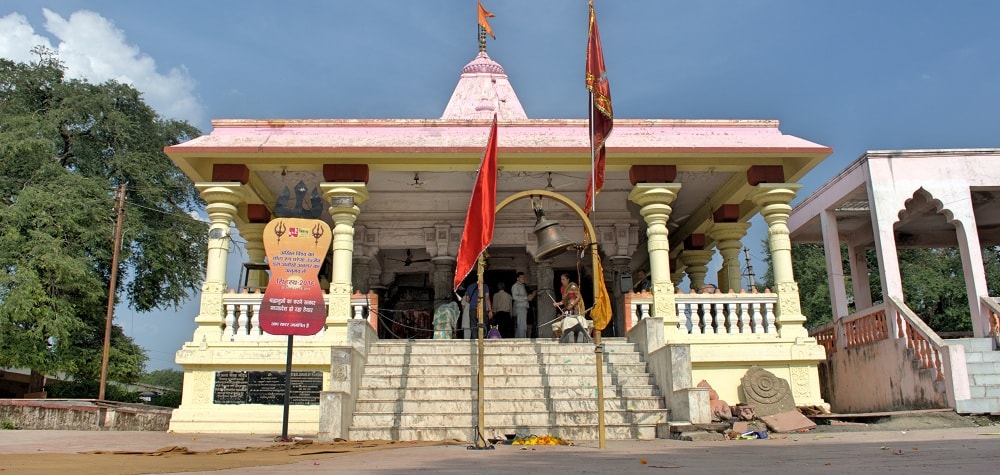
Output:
left=809, top=298, right=946, bottom=381
left=624, top=289, right=779, bottom=337
left=982, top=296, right=1000, bottom=337
left=219, top=290, right=377, bottom=341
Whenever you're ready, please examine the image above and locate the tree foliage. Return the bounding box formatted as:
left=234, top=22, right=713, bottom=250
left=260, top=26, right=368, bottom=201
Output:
left=140, top=368, right=184, bottom=391
left=762, top=240, right=1000, bottom=333
left=0, top=49, right=207, bottom=385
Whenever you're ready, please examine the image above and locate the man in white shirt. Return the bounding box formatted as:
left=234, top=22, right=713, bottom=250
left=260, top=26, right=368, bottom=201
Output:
left=511, top=272, right=536, bottom=338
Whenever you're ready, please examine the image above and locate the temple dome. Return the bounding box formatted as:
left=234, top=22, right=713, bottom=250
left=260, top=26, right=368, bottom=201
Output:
left=441, top=51, right=527, bottom=121
left=462, top=52, right=506, bottom=75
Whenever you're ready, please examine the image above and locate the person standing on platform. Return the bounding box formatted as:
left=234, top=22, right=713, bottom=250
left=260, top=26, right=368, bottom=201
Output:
left=465, top=281, right=492, bottom=339
left=511, top=272, right=536, bottom=338
left=492, top=281, right=513, bottom=338
left=633, top=269, right=652, bottom=293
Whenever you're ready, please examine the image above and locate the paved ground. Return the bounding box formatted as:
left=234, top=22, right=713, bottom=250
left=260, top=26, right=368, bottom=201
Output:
left=2, top=415, right=999, bottom=474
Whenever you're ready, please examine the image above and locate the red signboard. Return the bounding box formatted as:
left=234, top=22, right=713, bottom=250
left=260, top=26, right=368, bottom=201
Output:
left=259, top=218, right=332, bottom=336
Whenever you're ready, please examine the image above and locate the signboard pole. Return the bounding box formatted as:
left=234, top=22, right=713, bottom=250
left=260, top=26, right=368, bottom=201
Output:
left=280, top=335, right=294, bottom=442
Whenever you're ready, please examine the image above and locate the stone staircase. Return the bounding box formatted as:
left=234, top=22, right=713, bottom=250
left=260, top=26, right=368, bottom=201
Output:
left=348, top=338, right=668, bottom=441
left=953, top=338, right=1000, bottom=414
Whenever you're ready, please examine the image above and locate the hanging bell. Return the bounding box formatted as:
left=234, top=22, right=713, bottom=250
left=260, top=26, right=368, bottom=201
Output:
left=533, top=209, right=576, bottom=262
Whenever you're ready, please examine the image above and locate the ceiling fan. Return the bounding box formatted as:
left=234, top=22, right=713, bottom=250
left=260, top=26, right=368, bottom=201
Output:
left=387, top=249, right=432, bottom=266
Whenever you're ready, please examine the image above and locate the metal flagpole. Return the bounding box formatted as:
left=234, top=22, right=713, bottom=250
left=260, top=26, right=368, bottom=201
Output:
left=470, top=254, right=493, bottom=449
left=589, top=92, right=596, bottom=212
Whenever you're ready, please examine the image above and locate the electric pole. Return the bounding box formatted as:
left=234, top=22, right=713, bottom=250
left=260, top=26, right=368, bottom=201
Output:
left=99, top=183, right=126, bottom=400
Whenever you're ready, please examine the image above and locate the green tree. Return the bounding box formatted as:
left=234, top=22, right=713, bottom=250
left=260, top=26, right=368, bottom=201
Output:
left=140, top=368, right=183, bottom=391
left=760, top=242, right=837, bottom=328
left=0, top=49, right=207, bottom=388
left=764, top=241, right=998, bottom=333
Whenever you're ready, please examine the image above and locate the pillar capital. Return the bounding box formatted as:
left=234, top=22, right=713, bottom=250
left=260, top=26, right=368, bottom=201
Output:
left=679, top=249, right=715, bottom=290
left=749, top=183, right=801, bottom=224
left=707, top=222, right=751, bottom=244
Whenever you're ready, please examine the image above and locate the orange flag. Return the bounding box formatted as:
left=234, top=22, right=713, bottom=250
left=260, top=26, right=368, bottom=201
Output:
left=591, top=255, right=612, bottom=331
left=478, top=2, right=495, bottom=39
left=454, top=115, right=499, bottom=291
left=585, top=0, right=613, bottom=215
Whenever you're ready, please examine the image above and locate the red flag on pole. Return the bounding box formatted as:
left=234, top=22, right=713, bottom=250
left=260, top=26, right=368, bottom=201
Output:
left=454, top=115, right=499, bottom=291
left=585, top=0, right=613, bottom=215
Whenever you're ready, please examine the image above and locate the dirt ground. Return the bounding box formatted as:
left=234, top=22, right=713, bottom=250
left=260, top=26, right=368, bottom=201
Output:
left=1, top=412, right=996, bottom=475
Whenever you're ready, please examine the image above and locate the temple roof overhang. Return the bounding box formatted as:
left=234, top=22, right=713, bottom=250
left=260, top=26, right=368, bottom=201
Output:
left=167, top=118, right=831, bottom=182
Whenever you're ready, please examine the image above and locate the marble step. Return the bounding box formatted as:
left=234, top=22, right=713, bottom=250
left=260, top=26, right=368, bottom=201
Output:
left=362, top=362, right=650, bottom=376
left=354, top=396, right=665, bottom=413
left=363, top=352, right=643, bottom=365
left=356, top=384, right=660, bottom=400
left=348, top=423, right=659, bottom=442
left=368, top=341, right=638, bottom=356
left=349, top=408, right=669, bottom=428
left=359, top=373, right=653, bottom=389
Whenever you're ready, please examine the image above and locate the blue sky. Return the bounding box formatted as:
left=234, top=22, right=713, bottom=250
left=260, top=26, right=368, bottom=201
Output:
left=3, top=1, right=999, bottom=370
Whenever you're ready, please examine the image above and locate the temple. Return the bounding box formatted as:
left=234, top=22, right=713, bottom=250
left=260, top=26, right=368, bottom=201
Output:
left=164, top=46, right=833, bottom=437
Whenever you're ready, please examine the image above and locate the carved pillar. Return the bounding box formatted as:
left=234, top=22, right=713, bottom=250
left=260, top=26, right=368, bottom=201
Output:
left=679, top=250, right=714, bottom=291
left=628, top=184, right=682, bottom=341
left=750, top=183, right=807, bottom=338
left=432, top=256, right=457, bottom=308
left=236, top=222, right=267, bottom=290
left=352, top=256, right=372, bottom=294
left=670, top=258, right=685, bottom=287
left=194, top=183, right=246, bottom=340
left=320, top=183, right=369, bottom=342
left=708, top=222, right=751, bottom=293
left=610, top=256, right=631, bottom=336
left=535, top=260, right=556, bottom=338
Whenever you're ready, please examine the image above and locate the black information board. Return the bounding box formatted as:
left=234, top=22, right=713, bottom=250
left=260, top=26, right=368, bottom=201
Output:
left=213, top=371, right=322, bottom=405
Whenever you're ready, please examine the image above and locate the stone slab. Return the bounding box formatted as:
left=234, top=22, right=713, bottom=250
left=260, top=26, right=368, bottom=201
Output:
left=760, top=410, right=816, bottom=433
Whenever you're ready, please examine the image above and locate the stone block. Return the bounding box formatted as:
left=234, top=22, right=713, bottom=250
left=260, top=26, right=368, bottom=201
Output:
left=760, top=410, right=815, bottom=433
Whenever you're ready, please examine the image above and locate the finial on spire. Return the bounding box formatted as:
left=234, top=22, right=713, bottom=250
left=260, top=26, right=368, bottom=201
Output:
left=478, top=2, right=495, bottom=52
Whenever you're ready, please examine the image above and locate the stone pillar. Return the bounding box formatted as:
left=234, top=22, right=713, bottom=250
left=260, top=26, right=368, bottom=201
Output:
left=679, top=250, right=714, bottom=291
left=609, top=256, right=631, bottom=336
left=708, top=222, right=750, bottom=293
left=320, top=183, right=370, bottom=342
left=535, top=260, right=556, bottom=338
left=670, top=260, right=685, bottom=288
left=236, top=222, right=267, bottom=290
left=194, top=183, right=246, bottom=341
left=628, top=184, right=682, bottom=340
left=847, top=244, right=872, bottom=310
left=750, top=183, right=807, bottom=338
left=432, top=256, right=457, bottom=307
left=352, top=256, right=372, bottom=294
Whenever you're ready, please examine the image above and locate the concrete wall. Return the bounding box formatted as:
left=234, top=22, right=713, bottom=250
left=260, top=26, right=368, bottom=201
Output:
left=0, top=399, right=173, bottom=431
left=819, top=338, right=949, bottom=413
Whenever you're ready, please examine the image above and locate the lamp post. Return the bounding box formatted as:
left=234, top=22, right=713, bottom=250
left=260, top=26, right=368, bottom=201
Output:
left=495, top=189, right=607, bottom=449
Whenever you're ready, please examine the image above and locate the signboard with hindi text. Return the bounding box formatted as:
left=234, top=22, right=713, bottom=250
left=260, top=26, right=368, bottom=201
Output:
left=259, top=218, right=332, bottom=336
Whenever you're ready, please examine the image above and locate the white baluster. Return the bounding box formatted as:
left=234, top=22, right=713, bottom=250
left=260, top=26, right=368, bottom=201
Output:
left=711, top=303, right=724, bottom=334
left=353, top=303, right=363, bottom=320
left=737, top=303, right=749, bottom=333
left=639, top=303, right=650, bottom=320
left=250, top=301, right=262, bottom=337
left=225, top=303, right=237, bottom=338
left=237, top=303, right=249, bottom=337
left=764, top=302, right=775, bottom=333
left=725, top=303, right=736, bottom=334
left=752, top=302, right=764, bottom=333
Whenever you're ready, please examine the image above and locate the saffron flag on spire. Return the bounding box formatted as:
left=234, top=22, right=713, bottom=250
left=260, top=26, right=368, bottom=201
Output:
left=478, top=2, right=495, bottom=39
left=454, top=115, right=499, bottom=291
left=584, top=0, right=613, bottom=215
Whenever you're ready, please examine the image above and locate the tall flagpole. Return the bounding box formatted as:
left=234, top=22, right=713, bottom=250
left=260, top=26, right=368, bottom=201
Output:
left=589, top=93, right=596, bottom=213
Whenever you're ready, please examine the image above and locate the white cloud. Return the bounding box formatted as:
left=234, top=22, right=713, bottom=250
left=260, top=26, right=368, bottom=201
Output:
left=0, top=9, right=204, bottom=126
